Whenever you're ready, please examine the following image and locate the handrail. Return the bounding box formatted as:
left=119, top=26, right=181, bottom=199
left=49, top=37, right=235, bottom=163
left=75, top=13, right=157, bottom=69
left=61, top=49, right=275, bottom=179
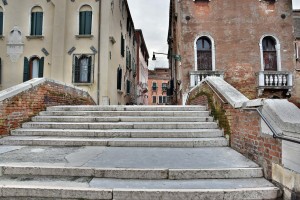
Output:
left=244, top=108, right=300, bottom=145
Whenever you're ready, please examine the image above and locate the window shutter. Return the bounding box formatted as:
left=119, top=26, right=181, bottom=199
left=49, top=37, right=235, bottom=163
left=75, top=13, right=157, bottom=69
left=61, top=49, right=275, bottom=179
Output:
left=79, top=12, right=86, bottom=35
left=85, top=11, right=92, bottom=35
left=74, top=56, right=80, bottom=83
left=0, top=12, right=3, bottom=35
left=30, top=13, right=36, bottom=35
left=121, top=34, right=124, bottom=57
left=126, top=80, right=130, bottom=94
left=117, top=68, right=122, bottom=90
left=36, top=12, right=43, bottom=35
left=23, top=57, right=30, bottom=82
left=38, top=57, right=44, bottom=78
left=88, top=56, right=92, bottom=83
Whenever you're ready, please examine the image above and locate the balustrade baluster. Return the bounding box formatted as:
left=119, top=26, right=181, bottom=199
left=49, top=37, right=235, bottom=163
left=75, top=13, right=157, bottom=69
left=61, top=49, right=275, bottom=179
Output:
left=270, top=75, right=274, bottom=86
left=265, top=75, right=269, bottom=86
left=274, top=75, right=278, bottom=86
left=283, top=75, right=287, bottom=86
left=278, top=75, right=282, bottom=86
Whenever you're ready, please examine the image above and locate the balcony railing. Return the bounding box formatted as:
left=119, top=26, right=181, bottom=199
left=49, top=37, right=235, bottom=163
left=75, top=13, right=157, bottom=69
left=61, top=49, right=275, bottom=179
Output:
left=190, top=70, right=224, bottom=87
left=257, top=71, right=293, bottom=96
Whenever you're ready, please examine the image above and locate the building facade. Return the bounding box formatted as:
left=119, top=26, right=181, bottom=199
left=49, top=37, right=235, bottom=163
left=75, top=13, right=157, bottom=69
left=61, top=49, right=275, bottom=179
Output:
left=148, top=68, right=170, bottom=105
left=169, top=0, right=297, bottom=105
left=135, top=29, right=149, bottom=105
left=293, top=9, right=300, bottom=107
left=0, top=0, right=139, bottom=105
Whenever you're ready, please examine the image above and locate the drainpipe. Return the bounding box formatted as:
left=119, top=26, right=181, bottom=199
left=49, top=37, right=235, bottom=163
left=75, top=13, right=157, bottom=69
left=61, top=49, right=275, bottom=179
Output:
left=97, top=0, right=102, bottom=105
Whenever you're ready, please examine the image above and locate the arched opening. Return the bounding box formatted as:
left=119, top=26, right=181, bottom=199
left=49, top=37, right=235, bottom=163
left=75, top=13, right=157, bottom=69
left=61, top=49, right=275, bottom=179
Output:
left=196, top=36, right=212, bottom=71
left=79, top=5, right=92, bottom=35
left=23, top=56, right=44, bottom=82
left=30, top=6, right=43, bottom=36
left=262, top=36, right=277, bottom=71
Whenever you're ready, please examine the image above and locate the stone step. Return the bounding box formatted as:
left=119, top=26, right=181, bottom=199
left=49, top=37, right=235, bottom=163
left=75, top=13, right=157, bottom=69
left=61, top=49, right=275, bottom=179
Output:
left=46, top=105, right=207, bottom=112
left=0, top=165, right=264, bottom=179
left=11, top=129, right=223, bottom=138
left=21, top=122, right=219, bottom=129
left=32, top=116, right=214, bottom=123
left=39, top=110, right=210, bottom=117
left=0, top=176, right=279, bottom=200
left=0, top=137, right=228, bottom=147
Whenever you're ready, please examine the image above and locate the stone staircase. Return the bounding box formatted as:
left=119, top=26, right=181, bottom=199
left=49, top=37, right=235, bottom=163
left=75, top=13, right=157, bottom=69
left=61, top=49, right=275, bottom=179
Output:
left=0, top=105, right=280, bottom=199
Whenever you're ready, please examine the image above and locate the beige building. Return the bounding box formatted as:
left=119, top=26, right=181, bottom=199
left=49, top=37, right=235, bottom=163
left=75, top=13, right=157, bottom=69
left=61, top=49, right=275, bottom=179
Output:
left=0, top=0, right=138, bottom=105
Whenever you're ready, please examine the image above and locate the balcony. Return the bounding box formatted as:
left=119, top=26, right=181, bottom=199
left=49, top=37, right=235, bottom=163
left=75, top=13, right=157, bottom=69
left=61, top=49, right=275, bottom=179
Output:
left=190, top=70, right=224, bottom=87
left=257, top=71, right=293, bottom=96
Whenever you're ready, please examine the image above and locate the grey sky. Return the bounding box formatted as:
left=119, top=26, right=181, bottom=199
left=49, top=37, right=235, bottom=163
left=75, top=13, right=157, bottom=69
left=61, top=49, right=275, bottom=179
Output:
left=127, top=0, right=169, bottom=69
left=293, top=0, right=300, bottom=9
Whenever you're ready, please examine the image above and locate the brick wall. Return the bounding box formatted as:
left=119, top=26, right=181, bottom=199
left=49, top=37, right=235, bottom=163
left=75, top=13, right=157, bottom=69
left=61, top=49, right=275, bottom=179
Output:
left=187, top=83, right=282, bottom=179
left=0, top=79, right=95, bottom=136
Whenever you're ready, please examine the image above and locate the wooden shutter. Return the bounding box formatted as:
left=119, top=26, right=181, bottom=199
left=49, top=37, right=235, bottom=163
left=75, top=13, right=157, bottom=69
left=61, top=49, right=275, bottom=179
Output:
left=30, top=13, right=36, bottom=35
left=0, top=12, right=3, bottom=35
left=85, top=11, right=92, bottom=35
left=38, top=57, right=44, bottom=78
left=23, top=57, right=30, bottom=82
left=117, top=68, right=122, bottom=90
left=79, top=12, right=85, bottom=35
left=88, top=56, right=92, bottom=83
left=36, top=12, right=43, bottom=35
left=126, top=80, right=130, bottom=94
left=0, top=58, right=2, bottom=84
left=74, top=56, right=80, bottom=83
left=121, top=34, right=124, bottom=57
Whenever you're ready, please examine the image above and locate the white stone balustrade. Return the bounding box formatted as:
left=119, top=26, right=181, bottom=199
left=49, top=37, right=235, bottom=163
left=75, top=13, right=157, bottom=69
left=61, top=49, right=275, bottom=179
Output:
left=258, top=71, right=293, bottom=88
left=190, top=70, right=224, bottom=87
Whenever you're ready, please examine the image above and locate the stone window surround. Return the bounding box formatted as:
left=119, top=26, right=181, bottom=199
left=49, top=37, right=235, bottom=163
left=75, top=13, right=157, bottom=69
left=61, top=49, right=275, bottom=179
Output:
left=77, top=4, right=94, bottom=37
left=259, top=34, right=281, bottom=71
left=194, top=34, right=216, bottom=71
left=28, top=5, right=44, bottom=37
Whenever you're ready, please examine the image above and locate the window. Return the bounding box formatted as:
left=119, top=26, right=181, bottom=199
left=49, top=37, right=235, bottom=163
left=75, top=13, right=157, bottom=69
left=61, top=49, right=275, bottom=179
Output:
left=23, top=56, right=44, bottom=82
left=79, top=5, right=92, bottom=35
left=152, top=82, right=157, bottom=91
left=152, top=96, right=156, bottom=104
left=262, top=36, right=277, bottom=71
left=196, top=36, right=212, bottom=70
left=126, top=80, right=131, bottom=94
left=159, top=96, right=167, bottom=104
left=73, top=54, right=94, bottom=84
left=121, top=33, right=125, bottom=57
left=30, top=6, right=43, bottom=36
left=117, top=67, right=122, bottom=90
left=0, top=7, right=3, bottom=36
left=162, top=83, right=168, bottom=91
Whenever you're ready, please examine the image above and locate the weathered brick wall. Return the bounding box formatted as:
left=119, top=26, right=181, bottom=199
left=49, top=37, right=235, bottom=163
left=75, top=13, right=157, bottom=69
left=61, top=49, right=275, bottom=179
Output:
left=187, top=83, right=282, bottom=179
left=178, top=0, right=295, bottom=100
left=0, top=79, right=95, bottom=136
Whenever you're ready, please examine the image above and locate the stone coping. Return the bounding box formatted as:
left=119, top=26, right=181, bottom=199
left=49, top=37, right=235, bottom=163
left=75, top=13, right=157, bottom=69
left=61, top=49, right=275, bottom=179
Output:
left=0, top=78, right=89, bottom=102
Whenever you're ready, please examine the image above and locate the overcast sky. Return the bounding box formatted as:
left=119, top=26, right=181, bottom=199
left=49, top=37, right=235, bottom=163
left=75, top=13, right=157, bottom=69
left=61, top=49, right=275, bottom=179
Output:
left=128, top=1, right=300, bottom=70
left=128, top=0, right=169, bottom=70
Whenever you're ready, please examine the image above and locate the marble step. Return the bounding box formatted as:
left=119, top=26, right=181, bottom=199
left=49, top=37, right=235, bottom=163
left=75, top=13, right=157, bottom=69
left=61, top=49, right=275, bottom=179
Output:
left=0, top=137, right=228, bottom=147
left=11, top=129, right=223, bottom=138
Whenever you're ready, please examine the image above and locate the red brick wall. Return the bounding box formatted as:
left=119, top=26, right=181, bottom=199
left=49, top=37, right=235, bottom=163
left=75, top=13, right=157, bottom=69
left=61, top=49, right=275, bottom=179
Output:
left=187, top=84, right=282, bottom=179
left=0, top=80, right=95, bottom=136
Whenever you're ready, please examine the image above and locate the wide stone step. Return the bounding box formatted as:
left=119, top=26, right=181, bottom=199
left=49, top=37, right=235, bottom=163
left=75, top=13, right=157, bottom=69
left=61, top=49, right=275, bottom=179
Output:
left=39, top=110, right=210, bottom=117
left=0, top=165, right=263, bottom=179
left=0, top=176, right=279, bottom=200
left=0, top=137, right=228, bottom=147
left=32, top=116, right=214, bottom=123
left=21, top=122, right=219, bottom=129
left=46, top=105, right=207, bottom=112
left=11, top=129, right=223, bottom=138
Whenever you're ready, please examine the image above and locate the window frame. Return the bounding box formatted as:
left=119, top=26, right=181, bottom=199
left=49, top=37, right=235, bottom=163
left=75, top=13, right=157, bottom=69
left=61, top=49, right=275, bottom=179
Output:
left=152, top=96, right=157, bottom=104
left=79, top=5, right=93, bottom=36
left=72, top=54, right=95, bottom=85
left=30, top=6, right=43, bottom=36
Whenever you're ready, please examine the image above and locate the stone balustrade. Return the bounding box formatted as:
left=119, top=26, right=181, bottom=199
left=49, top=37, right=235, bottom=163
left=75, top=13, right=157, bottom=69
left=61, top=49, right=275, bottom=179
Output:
left=190, top=70, right=224, bottom=87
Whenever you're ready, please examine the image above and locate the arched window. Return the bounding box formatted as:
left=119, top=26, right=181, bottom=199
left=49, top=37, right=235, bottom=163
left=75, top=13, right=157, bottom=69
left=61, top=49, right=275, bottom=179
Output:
left=30, top=6, right=43, bottom=36
left=0, top=6, right=3, bottom=36
left=262, top=36, right=277, bottom=71
left=196, top=36, right=212, bottom=70
left=23, top=56, right=44, bottom=82
left=73, top=54, right=93, bottom=83
left=79, top=5, right=92, bottom=35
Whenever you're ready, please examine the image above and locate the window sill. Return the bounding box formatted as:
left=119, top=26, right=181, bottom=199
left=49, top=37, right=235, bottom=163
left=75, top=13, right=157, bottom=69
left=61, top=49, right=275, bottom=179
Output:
left=26, top=35, right=44, bottom=40
left=117, top=89, right=123, bottom=94
left=0, top=35, right=4, bottom=40
left=76, top=35, right=94, bottom=39
left=73, top=82, right=93, bottom=86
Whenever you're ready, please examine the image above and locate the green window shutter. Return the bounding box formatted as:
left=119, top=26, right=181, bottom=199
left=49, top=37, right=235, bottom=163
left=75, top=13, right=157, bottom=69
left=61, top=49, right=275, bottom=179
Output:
left=79, top=12, right=86, bottom=35
left=0, top=12, right=3, bottom=35
left=36, top=12, right=43, bottom=35
left=38, top=57, right=44, bottom=78
left=23, top=57, right=30, bottom=82
left=30, top=13, right=36, bottom=35
left=126, top=80, right=130, bottom=94
left=74, top=56, right=80, bottom=83
left=85, top=11, right=92, bottom=35
left=121, top=34, right=124, bottom=57
left=117, top=68, right=122, bottom=90
left=88, top=56, right=92, bottom=83
left=0, top=58, right=2, bottom=84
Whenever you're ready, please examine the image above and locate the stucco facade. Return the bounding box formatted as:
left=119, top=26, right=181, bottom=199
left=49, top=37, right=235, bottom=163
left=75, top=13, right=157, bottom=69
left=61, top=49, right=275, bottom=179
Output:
left=169, top=0, right=298, bottom=105
left=148, top=68, right=170, bottom=105
left=0, top=0, right=138, bottom=105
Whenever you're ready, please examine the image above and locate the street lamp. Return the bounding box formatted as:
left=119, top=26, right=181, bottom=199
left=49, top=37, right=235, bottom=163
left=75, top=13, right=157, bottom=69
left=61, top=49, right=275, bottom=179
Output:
left=152, top=52, right=181, bottom=61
